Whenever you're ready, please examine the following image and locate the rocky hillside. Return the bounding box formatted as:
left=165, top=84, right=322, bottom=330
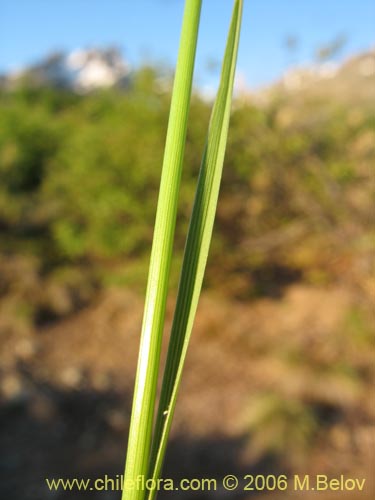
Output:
left=1, top=47, right=130, bottom=92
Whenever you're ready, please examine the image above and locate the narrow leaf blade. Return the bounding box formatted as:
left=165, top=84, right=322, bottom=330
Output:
left=147, top=1, right=243, bottom=495
left=122, top=2, right=202, bottom=499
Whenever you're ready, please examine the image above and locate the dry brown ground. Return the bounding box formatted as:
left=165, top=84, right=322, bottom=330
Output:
left=0, top=283, right=374, bottom=499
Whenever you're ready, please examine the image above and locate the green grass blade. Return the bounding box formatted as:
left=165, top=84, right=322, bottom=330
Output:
left=122, top=2, right=202, bottom=499
left=147, top=1, right=243, bottom=496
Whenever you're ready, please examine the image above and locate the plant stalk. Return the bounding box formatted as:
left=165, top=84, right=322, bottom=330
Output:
left=122, top=1, right=202, bottom=499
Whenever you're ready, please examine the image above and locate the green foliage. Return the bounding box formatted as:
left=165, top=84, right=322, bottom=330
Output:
left=0, top=53, right=373, bottom=290
left=147, top=2, right=243, bottom=493
left=122, top=1, right=204, bottom=496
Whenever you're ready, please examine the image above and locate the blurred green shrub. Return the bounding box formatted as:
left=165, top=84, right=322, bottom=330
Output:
left=0, top=64, right=373, bottom=290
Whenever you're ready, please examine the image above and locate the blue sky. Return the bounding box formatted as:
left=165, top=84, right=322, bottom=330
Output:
left=1, top=0, right=374, bottom=88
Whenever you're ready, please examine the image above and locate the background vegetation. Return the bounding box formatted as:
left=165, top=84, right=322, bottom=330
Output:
left=0, top=55, right=374, bottom=499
